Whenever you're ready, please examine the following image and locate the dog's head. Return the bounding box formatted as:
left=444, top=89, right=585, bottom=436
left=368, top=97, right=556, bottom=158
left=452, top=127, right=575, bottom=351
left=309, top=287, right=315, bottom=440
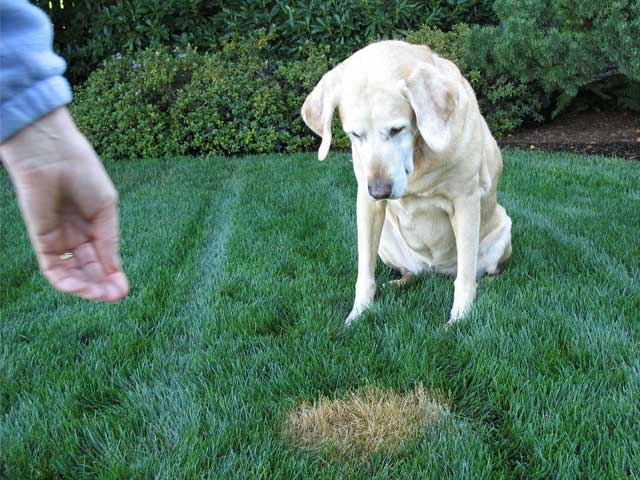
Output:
left=301, top=41, right=466, bottom=200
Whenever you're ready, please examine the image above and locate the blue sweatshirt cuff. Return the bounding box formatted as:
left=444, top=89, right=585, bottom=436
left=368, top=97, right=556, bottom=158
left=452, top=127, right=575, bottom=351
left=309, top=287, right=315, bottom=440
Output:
left=0, top=0, right=74, bottom=142
left=0, top=75, right=72, bottom=142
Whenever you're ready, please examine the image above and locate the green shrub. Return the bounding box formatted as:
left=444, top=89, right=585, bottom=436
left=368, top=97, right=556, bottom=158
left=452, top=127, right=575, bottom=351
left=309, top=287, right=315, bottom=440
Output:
left=273, top=45, right=351, bottom=152
left=468, top=0, right=640, bottom=120
left=71, top=46, right=201, bottom=160
left=409, top=2, right=640, bottom=136
left=406, top=24, right=479, bottom=84
left=215, top=0, right=497, bottom=62
left=38, top=0, right=497, bottom=85
left=73, top=24, right=543, bottom=160
left=36, top=0, right=221, bottom=85
left=171, top=32, right=351, bottom=157
left=579, top=76, right=640, bottom=112
left=170, top=39, right=282, bottom=156
left=479, top=77, right=543, bottom=136
left=70, top=33, right=349, bottom=160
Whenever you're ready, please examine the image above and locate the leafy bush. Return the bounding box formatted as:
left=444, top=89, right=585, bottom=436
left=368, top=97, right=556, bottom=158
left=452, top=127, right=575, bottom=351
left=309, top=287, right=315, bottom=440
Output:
left=172, top=36, right=308, bottom=156
left=468, top=0, right=640, bottom=119
left=215, top=0, right=497, bottom=61
left=36, top=0, right=221, bottom=84
left=37, top=0, right=497, bottom=84
left=478, top=77, right=543, bottom=136
left=579, top=76, right=640, bottom=112
left=71, top=33, right=349, bottom=160
left=73, top=24, right=544, bottom=161
left=171, top=32, right=349, bottom=157
left=409, top=1, right=640, bottom=135
left=406, top=23, right=479, bottom=83
left=71, top=47, right=201, bottom=160
left=76, top=3, right=640, bottom=158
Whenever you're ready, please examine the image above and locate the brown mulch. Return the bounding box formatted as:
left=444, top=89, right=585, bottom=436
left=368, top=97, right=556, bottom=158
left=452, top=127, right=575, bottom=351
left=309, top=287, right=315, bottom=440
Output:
left=498, top=110, right=640, bottom=160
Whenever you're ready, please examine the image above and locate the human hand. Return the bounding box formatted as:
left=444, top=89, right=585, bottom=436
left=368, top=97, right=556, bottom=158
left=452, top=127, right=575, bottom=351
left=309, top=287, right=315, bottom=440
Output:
left=1, top=107, right=129, bottom=302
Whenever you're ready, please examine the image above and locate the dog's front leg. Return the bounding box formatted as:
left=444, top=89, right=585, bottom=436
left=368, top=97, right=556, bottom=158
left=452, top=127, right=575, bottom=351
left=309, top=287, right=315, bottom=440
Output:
left=448, top=192, right=481, bottom=325
left=345, top=186, right=386, bottom=325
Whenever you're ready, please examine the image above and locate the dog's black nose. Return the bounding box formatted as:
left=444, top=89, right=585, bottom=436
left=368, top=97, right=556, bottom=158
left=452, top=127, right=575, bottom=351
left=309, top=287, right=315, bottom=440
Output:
left=368, top=179, right=393, bottom=200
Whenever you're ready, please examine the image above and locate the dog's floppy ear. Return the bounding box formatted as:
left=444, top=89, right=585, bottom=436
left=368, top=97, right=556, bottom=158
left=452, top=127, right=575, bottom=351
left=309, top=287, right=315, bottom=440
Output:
left=400, top=62, right=460, bottom=153
left=301, top=66, right=343, bottom=161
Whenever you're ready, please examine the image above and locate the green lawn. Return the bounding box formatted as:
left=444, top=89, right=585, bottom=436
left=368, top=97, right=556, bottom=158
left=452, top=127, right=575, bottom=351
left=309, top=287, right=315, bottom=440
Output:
left=1, top=151, right=639, bottom=479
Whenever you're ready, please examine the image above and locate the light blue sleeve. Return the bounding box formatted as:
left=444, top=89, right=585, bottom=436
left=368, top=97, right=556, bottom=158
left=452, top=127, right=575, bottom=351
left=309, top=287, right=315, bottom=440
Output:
left=0, top=0, right=73, bottom=142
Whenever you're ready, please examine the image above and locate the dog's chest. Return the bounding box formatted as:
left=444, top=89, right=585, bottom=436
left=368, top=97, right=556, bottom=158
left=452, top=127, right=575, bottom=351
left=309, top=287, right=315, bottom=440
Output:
left=386, top=194, right=455, bottom=254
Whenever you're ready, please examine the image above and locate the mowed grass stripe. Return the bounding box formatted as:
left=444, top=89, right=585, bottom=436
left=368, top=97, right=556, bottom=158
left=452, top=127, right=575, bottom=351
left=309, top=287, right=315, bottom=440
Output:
left=0, top=157, right=243, bottom=478
left=80, top=158, right=244, bottom=478
left=501, top=150, right=640, bottom=280
left=66, top=154, right=379, bottom=479
left=0, top=157, right=174, bottom=305
left=1, top=151, right=639, bottom=478
left=506, top=197, right=638, bottom=296
left=200, top=153, right=358, bottom=338
left=2, top=158, right=229, bottom=315
left=94, top=170, right=246, bottom=477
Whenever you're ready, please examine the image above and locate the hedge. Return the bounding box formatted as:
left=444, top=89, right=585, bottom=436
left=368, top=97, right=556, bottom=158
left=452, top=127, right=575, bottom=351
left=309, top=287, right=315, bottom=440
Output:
left=71, top=9, right=640, bottom=160
left=37, top=0, right=497, bottom=84
left=71, top=33, right=349, bottom=160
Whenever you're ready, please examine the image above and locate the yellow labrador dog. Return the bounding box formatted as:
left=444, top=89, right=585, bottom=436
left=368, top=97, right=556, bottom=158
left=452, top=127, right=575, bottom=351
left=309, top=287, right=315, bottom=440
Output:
left=302, top=40, right=512, bottom=326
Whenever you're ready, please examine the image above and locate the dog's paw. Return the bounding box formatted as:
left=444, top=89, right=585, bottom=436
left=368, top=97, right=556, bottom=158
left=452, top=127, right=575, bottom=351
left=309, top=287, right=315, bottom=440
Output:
left=345, top=309, right=361, bottom=326
left=345, top=304, right=369, bottom=326
left=446, top=304, right=470, bottom=328
left=449, top=301, right=471, bottom=321
left=347, top=281, right=376, bottom=326
left=447, top=283, right=476, bottom=326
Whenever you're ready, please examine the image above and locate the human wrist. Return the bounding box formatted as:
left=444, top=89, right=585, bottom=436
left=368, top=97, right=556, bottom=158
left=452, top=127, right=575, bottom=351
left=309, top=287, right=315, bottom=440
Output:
left=0, top=106, right=84, bottom=174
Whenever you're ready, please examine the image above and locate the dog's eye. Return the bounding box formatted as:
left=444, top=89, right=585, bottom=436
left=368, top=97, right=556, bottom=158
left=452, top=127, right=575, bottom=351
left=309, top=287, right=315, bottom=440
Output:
left=389, top=126, right=404, bottom=137
left=350, top=132, right=363, bottom=140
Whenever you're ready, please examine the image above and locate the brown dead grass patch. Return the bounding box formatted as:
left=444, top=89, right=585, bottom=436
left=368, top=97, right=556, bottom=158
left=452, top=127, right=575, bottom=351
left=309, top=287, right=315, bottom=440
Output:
left=283, top=385, right=447, bottom=458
